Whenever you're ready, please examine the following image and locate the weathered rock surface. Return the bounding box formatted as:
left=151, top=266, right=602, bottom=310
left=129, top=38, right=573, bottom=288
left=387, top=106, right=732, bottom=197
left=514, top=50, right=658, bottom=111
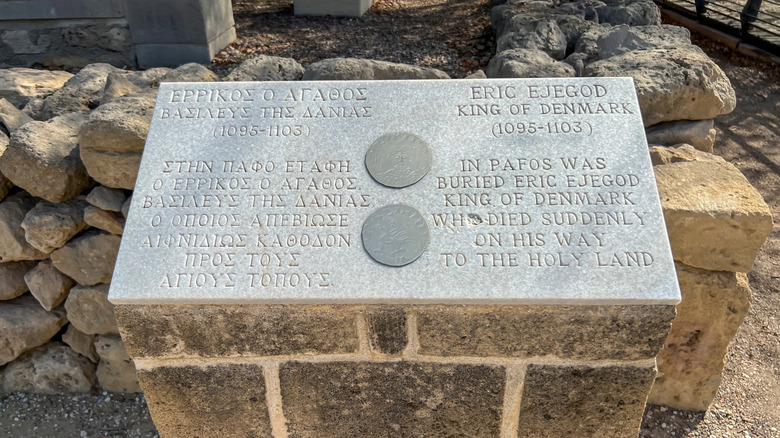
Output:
left=649, top=144, right=719, bottom=167
left=79, top=94, right=155, bottom=189
left=0, top=111, right=93, bottom=202
left=302, top=58, right=450, bottom=80
left=125, top=68, right=172, bottom=89
left=50, top=231, right=121, bottom=286
left=0, top=260, right=37, bottom=300
left=597, top=0, right=661, bottom=26
left=62, top=324, right=99, bottom=363
left=487, top=48, right=576, bottom=78
left=84, top=205, right=125, bottom=235
left=594, top=25, right=691, bottom=60
left=64, top=284, right=119, bottom=335
left=40, top=63, right=124, bottom=119
left=21, top=97, right=45, bottom=120
left=655, top=156, right=774, bottom=272
left=25, top=259, right=76, bottom=311
left=0, top=295, right=67, bottom=365
left=649, top=263, right=752, bottom=410
left=161, top=63, right=219, bottom=83
left=0, top=192, right=49, bottom=262
left=21, top=197, right=89, bottom=253
left=584, top=47, right=736, bottom=126
left=100, top=73, right=140, bottom=105
left=2, top=342, right=96, bottom=393
left=646, top=119, right=717, bottom=153
left=497, top=19, right=568, bottom=59
left=0, top=68, right=73, bottom=108
left=95, top=335, right=141, bottom=392
left=0, top=98, right=33, bottom=133
left=225, top=55, right=305, bottom=81
left=86, top=186, right=127, bottom=212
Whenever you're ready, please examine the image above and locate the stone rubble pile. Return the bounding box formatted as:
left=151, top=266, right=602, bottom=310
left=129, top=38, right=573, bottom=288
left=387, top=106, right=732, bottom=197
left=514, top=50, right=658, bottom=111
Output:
left=0, top=0, right=772, bottom=415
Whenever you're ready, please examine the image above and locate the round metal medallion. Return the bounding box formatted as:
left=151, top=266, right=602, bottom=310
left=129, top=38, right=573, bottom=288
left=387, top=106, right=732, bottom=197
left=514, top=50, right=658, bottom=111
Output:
left=365, top=132, right=432, bottom=188
left=362, top=204, right=430, bottom=267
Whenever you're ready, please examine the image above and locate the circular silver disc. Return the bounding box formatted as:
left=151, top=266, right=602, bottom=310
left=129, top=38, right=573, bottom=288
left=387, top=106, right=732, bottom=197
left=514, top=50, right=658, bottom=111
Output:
left=365, top=132, right=432, bottom=188
left=362, top=204, right=430, bottom=267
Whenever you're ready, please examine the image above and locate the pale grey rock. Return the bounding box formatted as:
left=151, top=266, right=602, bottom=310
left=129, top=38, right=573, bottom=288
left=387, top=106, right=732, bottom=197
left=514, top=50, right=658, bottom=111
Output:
left=2, top=342, right=96, bottom=393
left=497, top=19, right=568, bottom=59
left=465, top=70, right=487, bottom=79
left=0, top=112, right=93, bottom=203
left=121, top=195, right=132, bottom=218
left=125, top=68, right=172, bottom=89
left=0, top=98, right=33, bottom=133
left=25, top=259, right=76, bottom=311
left=40, top=63, right=124, bottom=119
left=84, top=205, right=125, bottom=235
left=584, top=47, right=736, bottom=126
left=226, top=55, right=305, bottom=81
left=64, top=284, right=119, bottom=335
left=486, top=48, right=576, bottom=78
left=21, top=97, right=45, bottom=120
left=62, top=324, right=98, bottom=363
left=0, top=260, right=37, bottom=300
left=50, top=231, right=121, bottom=286
left=100, top=73, right=140, bottom=106
left=595, top=25, right=691, bottom=59
left=645, top=119, right=717, bottom=153
left=597, top=0, right=661, bottom=26
left=0, top=295, right=67, bottom=365
left=95, top=335, right=141, bottom=392
left=649, top=143, right=720, bottom=166
left=161, top=63, right=219, bottom=83
left=0, top=192, right=48, bottom=262
left=21, top=198, right=89, bottom=254
left=86, top=186, right=127, bottom=212
left=302, top=58, right=450, bottom=80
left=79, top=94, right=155, bottom=189
left=0, top=68, right=73, bottom=108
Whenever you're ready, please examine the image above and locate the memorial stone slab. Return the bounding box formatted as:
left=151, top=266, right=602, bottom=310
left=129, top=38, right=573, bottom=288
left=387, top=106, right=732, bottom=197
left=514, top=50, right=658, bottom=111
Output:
left=111, top=78, right=680, bottom=437
left=110, top=79, right=679, bottom=306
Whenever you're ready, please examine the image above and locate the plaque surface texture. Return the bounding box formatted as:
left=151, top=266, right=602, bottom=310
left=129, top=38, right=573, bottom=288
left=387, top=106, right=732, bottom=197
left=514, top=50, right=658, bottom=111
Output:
left=109, top=79, right=681, bottom=305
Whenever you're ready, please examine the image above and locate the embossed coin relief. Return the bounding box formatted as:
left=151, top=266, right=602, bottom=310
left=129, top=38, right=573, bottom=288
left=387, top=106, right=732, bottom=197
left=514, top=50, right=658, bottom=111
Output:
left=362, top=204, right=430, bottom=267
left=365, top=132, right=432, bottom=188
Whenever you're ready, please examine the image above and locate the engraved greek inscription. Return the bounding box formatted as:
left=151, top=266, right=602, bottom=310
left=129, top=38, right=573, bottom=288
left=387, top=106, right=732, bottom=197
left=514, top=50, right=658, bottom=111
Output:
left=160, top=107, right=250, bottom=119
left=253, top=213, right=349, bottom=227
left=184, top=252, right=236, bottom=268
left=250, top=194, right=286, bottom=208
left=302, top=106, right=371, bottom=118
left=172, top=177, right=251, bottom=191
left=169, top=88, right=256, bottom=103
left=258, top=107, right=295, bottom=118
left=163, top=160, right=214, bottom=173
left=140, top=233, right=248, bottom=248
left=282, top=87, right=367, bottom=102
left=159, top=272, right=237, bottom=288
left=255, top=233, right=351, bottom=248
left=142, top=194, right=241, bottom=208
left=246, top=272, right=332, bottom=288
left=222, top=160, right=275, bottom=173
left=246, top=252, right=301, bottom=268
left=170, top=213, right=240, bottom=228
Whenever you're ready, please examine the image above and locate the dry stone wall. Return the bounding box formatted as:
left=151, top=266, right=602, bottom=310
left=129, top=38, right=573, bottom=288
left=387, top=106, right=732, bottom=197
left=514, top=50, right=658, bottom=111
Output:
left=0, top=0, right=773, bottom=424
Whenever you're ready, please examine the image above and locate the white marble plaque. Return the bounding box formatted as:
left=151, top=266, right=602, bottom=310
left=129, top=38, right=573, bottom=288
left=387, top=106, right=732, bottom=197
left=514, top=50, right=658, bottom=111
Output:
left=109, top=78, right=681, bottom=305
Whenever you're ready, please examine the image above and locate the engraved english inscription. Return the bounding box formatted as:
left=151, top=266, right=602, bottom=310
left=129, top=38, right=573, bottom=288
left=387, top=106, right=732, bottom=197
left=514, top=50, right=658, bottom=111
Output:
left=110, top=79, right=680, bottom=305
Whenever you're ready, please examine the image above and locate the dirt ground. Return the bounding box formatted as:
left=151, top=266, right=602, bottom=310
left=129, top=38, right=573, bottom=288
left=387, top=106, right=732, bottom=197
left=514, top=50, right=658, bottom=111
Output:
left=1, top=1, right=779, bottom=437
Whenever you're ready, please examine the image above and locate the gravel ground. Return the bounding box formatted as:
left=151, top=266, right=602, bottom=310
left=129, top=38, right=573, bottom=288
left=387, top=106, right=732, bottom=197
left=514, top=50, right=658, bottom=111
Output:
left=2, top=1, right=779, bottom=437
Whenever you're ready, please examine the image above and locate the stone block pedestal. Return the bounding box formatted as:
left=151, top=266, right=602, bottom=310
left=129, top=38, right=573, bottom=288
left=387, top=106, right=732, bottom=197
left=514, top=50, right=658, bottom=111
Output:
left=294, top=0, right=374, bottom=17
left=117, top=304, right=675, bottom=437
